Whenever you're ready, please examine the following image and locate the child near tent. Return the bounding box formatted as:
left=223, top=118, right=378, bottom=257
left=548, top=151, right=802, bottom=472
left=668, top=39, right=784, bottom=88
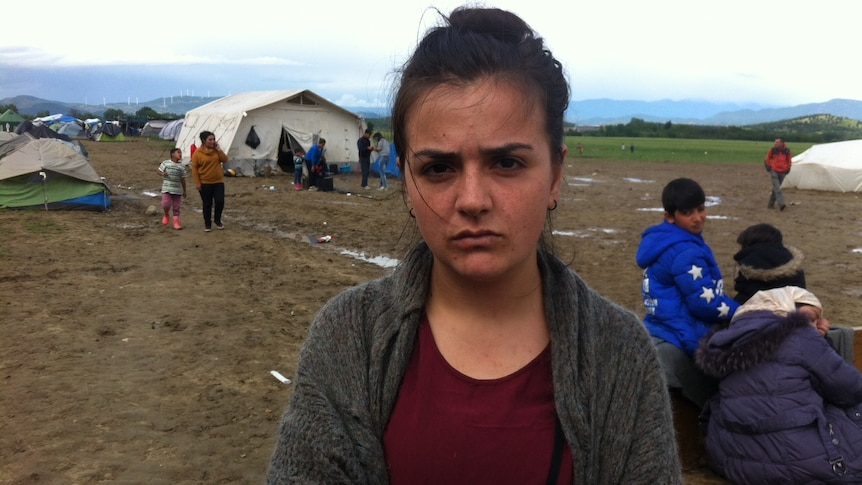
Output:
left=157, top=148, right=187, bottom=230
left=292, top=147, right=306, bottom=191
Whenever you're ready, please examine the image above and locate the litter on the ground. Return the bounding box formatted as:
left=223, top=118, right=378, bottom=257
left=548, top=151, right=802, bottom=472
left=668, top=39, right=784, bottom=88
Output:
left=270, top=370, right=291, bottom=384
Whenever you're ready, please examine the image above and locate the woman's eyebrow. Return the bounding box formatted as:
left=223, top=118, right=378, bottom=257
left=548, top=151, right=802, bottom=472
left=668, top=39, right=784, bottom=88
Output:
left=413, top=142, right=533, bottom=160
left=412, top=148, right=455, bottom=159
left=481, top=142, right=533, bottom=157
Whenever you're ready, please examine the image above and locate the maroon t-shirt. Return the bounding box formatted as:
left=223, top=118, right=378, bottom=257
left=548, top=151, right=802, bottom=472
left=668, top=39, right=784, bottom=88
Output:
left=383, top=317, right=573, bottom=484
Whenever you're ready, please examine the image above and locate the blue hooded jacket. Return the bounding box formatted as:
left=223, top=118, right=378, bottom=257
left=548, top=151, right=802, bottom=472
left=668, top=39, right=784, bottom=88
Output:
left=636, top=221, right=738, bottom=355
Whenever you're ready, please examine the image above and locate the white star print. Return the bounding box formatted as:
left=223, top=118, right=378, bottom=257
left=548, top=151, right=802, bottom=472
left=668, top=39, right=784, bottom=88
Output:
left=699, top=286, right=715, bottom=304
left=687, top=265, right=703, bottom=280
left=716, top=302, right=731, bottom=318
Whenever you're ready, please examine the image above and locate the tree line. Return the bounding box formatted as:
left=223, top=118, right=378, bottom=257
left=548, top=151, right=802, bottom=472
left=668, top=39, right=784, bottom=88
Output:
left=566, top=114, right=862, bottom=143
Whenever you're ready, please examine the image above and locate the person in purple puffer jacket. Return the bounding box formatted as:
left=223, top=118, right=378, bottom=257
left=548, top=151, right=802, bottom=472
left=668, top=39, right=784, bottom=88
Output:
left=697, top=286, right=862, bottom=484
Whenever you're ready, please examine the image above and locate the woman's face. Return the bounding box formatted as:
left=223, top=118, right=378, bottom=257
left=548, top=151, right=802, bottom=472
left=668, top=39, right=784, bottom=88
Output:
left=402, top=78, right=563, bottom=283
left=204, top=135, right=216, bottom=148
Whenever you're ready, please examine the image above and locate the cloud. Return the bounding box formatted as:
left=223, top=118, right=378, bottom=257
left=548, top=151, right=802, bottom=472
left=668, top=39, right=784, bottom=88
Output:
left=3, top=0, right=862, bottom=107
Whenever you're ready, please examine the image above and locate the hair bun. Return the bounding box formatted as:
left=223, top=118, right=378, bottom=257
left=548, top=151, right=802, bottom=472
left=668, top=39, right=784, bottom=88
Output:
left=448, top=7, right=532, bottom=44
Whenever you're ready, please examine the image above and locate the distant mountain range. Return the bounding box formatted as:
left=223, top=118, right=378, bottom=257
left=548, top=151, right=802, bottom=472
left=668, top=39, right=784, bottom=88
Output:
left=3, top=94, right=862, bottom=127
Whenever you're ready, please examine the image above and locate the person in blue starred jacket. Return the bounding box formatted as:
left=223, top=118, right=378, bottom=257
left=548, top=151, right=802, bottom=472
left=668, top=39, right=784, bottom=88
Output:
left=636, top=178, right=739, bottom=409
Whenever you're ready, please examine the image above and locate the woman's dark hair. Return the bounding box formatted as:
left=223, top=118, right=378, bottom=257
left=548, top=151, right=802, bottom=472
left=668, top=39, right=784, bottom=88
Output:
left=737, top=223, right=784, bottom=247
left=199, top=130, right=214, bottom=144
left=391, top=7, right=569, bottom=167
left=661, top=178, right=706, bottom=215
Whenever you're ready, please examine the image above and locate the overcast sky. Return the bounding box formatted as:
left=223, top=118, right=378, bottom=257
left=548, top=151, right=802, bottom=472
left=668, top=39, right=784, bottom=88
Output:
left=2, top=0, right=860, bottom=108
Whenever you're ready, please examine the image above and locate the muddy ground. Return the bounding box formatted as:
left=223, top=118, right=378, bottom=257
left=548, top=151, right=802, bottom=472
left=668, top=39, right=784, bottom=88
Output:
left=2, top=137, right=861, bottom=484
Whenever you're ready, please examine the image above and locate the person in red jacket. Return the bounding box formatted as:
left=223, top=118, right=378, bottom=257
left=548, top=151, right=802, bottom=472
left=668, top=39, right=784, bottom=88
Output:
left=765, top=138, right=792, bottom=211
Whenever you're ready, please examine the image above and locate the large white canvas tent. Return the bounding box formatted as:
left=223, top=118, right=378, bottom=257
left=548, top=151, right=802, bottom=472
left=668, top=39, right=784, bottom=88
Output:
left=782, top=139, right=862, bottom=192
left=176, top=90, right=366, bottom=176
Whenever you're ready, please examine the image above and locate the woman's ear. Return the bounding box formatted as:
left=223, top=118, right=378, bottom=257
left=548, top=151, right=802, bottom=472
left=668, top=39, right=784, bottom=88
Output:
left=549, top=145, right=566, bottom=204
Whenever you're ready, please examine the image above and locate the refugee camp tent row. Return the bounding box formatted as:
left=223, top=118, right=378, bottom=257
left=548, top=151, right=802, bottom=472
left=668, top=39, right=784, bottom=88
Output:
left=0, top=133, right=110, bottom=210
left=175, top=90, right=366, bottom=176
left=783, top=139, right=862, bottom=192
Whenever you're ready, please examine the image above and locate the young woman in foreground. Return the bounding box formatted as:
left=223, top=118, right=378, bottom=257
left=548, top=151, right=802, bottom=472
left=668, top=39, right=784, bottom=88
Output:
left=267, top=6, right=680, bottom=484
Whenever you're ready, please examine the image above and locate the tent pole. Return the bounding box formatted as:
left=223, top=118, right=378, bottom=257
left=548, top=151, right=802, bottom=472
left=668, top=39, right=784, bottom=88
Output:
left=39, top=171, right=48, bottom=211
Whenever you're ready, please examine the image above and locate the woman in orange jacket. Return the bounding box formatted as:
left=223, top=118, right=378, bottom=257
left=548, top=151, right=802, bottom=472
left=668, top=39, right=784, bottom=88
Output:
left=190, top=131, right=228, bottom=231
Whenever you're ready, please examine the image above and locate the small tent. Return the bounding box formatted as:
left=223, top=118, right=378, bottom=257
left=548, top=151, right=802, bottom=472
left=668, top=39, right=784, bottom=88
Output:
left=34, top=114, right=79, bottom=125
left=176, top=90, right=365, bottom=176
left=56, top=122, right=86, bottom=138
left=159, top=119, right=184, bottom=141
left=782, top=139, right=862, bottom=193
left=0, top=134, right=111, bottom=210
left=0, top=109, right=26, bottom=131
left=94, top=123, right=125, bottom=142
left=140, top=120, right=169, bottom=137
left=15, top=120, right=73, bottom=141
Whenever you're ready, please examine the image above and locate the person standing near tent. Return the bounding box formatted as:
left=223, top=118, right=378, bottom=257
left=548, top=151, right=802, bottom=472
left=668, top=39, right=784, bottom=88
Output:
left=191, top=131, right=228, bottom=231
left=157, top=147, right=187, bottom=230
left=292, top=147, right=306, bottom=191
left=267, top=5, right=679, bottom=483
left=304, top=138, right=326, bottom=191
left=765, top=137, right=792, bottom=211
left=357, top=129, right=373, bottom=190
left=371, top=132, right=389, bottom=190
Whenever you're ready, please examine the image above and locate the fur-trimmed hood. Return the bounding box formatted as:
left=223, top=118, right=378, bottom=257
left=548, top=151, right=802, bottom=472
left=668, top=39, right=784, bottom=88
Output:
left=733, top=244, right=806, bottom=303
left=696, top=309, right=812, bottom=378
left=734, top=244, right=804, bottom=282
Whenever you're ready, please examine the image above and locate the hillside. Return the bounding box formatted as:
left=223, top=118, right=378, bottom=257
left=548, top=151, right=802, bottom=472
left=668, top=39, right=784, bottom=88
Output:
left=1, top=95, right=217, bottom=119
left=752, top=114, right=862, bottom=140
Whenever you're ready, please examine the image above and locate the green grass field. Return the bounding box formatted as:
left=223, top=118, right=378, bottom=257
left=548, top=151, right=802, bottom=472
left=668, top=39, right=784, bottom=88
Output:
left=565, top=137, right=815, bottom=165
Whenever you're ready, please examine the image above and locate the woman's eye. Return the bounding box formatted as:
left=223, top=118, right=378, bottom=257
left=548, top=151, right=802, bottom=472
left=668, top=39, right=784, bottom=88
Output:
left=422, top=163, right=452, bottom=175
left=496, top=157, right=523, bottom=169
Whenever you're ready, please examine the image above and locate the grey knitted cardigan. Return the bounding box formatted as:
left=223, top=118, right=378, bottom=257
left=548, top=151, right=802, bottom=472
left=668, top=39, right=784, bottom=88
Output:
left=267, top=243, right=681, bottom=484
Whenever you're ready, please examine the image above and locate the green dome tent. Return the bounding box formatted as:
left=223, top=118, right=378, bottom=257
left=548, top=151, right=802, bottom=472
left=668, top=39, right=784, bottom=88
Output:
left=0, top=134, right=111, bottom=210
left=0, top=109, right=26, bottom=131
